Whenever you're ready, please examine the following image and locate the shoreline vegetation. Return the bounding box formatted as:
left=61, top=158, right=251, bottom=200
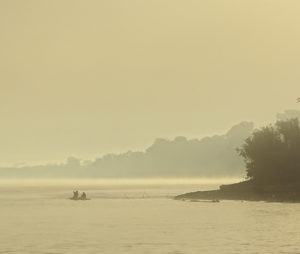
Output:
left=176, top=117, right=300, bottom=203
left=0, top=122, right=254, bottom=179
left=175, top=180, right=300, bottom=202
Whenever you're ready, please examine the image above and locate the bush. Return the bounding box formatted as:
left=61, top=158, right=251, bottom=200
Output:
left=237, top=118, right=300, bottom=184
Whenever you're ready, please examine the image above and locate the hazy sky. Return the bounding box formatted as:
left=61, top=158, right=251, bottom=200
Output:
left=1, top=0, right=300, bottom=166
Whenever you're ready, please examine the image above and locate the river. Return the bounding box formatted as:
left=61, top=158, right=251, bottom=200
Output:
left=0, top=179, right=299, bottom=254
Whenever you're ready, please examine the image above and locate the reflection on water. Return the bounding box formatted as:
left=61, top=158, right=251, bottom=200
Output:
left=0, top=179, right=299, bottom=254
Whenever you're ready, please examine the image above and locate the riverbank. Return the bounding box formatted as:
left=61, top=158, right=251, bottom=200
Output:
left=175, top=180, right=300, bottom=202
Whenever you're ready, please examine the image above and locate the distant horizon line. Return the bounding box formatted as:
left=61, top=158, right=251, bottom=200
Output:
left=0, top=120, right=256, bottom=168
left=0, top=177, right=244, bottom=186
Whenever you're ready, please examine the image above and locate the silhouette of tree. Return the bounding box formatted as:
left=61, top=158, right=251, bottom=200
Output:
left=237, top=118, right=300, bottom=184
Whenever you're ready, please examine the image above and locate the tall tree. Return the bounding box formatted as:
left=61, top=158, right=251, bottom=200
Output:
left=237, top=118, right=300, bottom=184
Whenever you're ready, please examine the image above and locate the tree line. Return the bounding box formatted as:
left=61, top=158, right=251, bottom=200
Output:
left=237, top=118, right=300, bottom=184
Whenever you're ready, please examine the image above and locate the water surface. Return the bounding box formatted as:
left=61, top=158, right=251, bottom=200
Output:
left=1, top=179, right=299, bottom=254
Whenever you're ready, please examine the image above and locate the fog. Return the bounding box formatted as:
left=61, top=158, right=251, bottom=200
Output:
left=1, top=0, right=300, bottom=166
left=2, top=2, right=300, bottom=254
left=0, top=121, right=253, bottom=178
left=2, top=110, right=299, bottom=178
left=0, top=178, right=240, bottom=187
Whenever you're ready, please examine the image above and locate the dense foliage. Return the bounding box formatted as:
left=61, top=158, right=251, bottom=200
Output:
left=0, top=122, right=253, bottom=178
left=237, top=118, right=300, bottom=183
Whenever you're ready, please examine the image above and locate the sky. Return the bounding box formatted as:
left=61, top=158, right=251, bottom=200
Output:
left=1, top=0, right=300, bottom=166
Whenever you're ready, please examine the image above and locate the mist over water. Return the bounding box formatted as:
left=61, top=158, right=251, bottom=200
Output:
left=2, top=0, right=300, bottom=252
left=1, top=179, right=300, bottom=254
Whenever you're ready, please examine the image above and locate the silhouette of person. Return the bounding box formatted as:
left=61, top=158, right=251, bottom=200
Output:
left=72, top=190, right=79, bottom=199
left=80, top=192, right=87, bottom=200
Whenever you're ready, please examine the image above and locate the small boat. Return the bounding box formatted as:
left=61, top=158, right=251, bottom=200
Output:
left=70, top=191, right=90, bottom=200
left=69, top=197, right=90, bottom=201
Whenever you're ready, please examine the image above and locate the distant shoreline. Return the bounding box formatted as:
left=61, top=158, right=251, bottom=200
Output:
left=175, top=180, right=300, bottom=203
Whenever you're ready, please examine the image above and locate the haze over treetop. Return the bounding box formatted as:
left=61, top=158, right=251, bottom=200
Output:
left=1, top=1, right=300, bottom=165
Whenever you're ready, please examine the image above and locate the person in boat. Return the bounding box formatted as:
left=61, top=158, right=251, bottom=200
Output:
left=72, top=190, right=79, bottom=199
left=80, top=192, right=87, bottom=200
